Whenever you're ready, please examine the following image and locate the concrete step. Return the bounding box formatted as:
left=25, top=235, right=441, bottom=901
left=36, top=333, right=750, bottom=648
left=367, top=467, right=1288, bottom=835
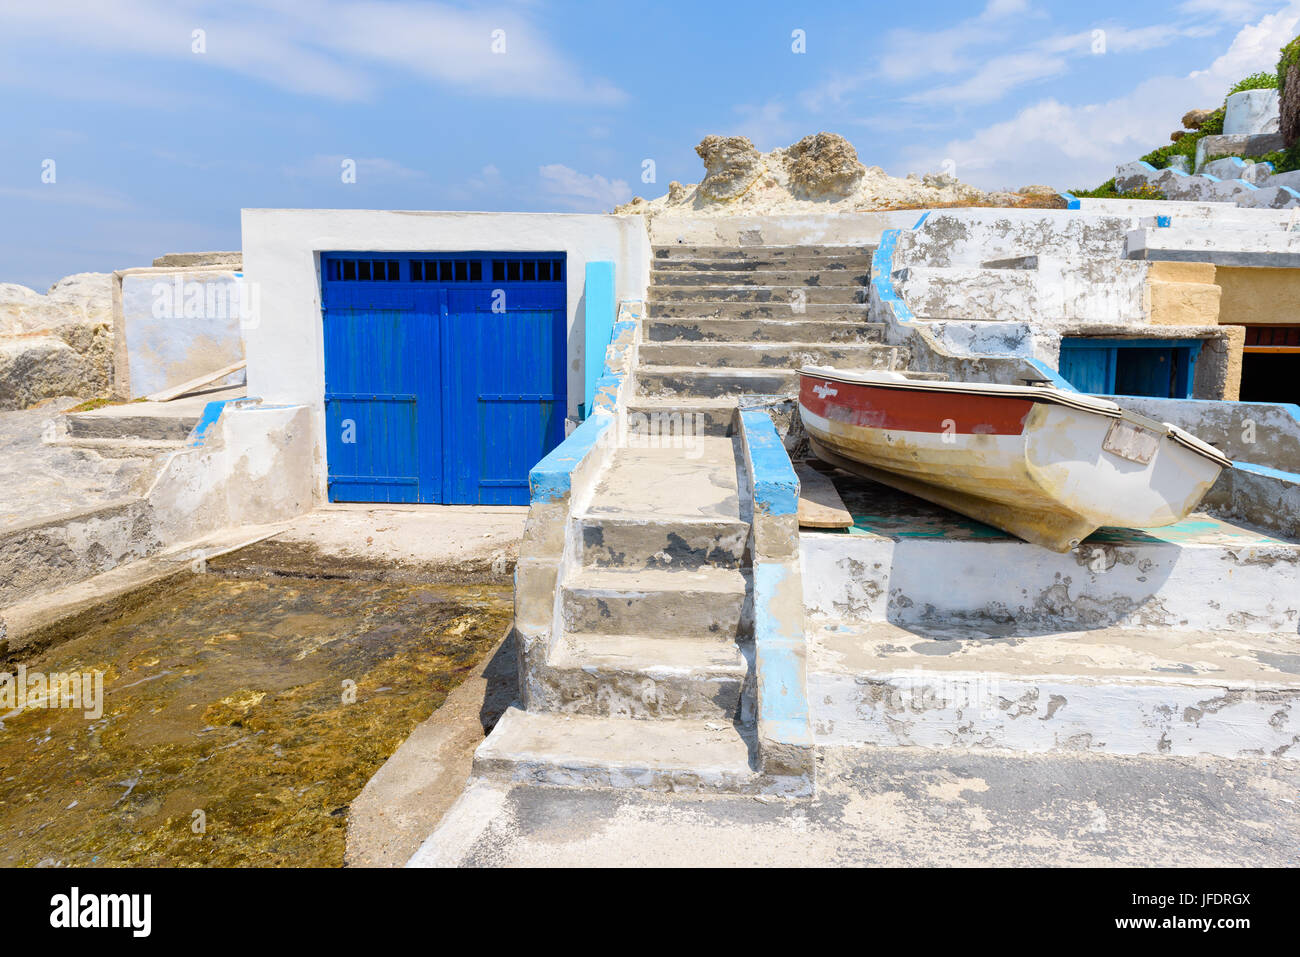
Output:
left=63, top=410, right=198, bottom=441
left=471, top=707, right=799, bottom=794
left=578, top=515, right=750, bottom=569
left=649, top=285, right=866, bottom=305
left=807, top=618, right=1300, bottom=758
left=538, top=633, right=754, bottom=720
left=801, top=480, right=1300, bottom=636
left=653, top=244, right=874, bottom=263
left=43, top=437, right=186, bottom=458
left=638, top=341, right=903, bottom=370
left=654, top=258, right=874, bottom=273
left=648, top=301, right=870, bottom=320
left=578, top=440, right=749, bottom=569
left=561, top=566, right=750, bottom=638
left=644, top=317, right=885, bottom=344
left=636, top=365, right=800, bottom=399
left=651, top=269, right=869, bottom=286
left=625, top=397, right=737, bottom=437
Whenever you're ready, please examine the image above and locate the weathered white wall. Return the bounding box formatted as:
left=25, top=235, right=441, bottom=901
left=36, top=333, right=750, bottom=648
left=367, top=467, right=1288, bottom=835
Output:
left=647, top=211, right=919, bottom=246
left=240, top=209, right=652, bottom=501
left=800, top=532, right=1300, bottom=634
left=146, top=402, right=315, bottom=543
left=115, top=267, right=247, bottom=398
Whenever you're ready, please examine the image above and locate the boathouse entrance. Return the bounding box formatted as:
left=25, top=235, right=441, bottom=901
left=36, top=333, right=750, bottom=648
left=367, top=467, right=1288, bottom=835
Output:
left=320, top=252, right=567, bottom=505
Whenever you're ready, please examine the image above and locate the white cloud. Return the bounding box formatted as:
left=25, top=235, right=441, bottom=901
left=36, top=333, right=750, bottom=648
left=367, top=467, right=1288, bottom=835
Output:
left=0, top=0, right=625, bottom=104
left=538, top=164, right=631, bottom=211
left=732, top=100, right=801, bottom=150
left=1178, top=0, right=1273, bottom=23
left=916, top=51, right=1069, bottom=105
left=903, top=6, right=1300, bottom=190
left=981, top=0, right=1032, bottom=20
left=284, top=154, right=427, bottom=183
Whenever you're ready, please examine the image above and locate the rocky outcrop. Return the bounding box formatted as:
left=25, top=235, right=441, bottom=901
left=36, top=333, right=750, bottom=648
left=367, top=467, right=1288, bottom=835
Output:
left=614, top=131, right=1053, bottom=218
left=1182, top=109, right=1215, bottom=130
left=694, top=135, right=766, bottom=202
left=0, top=272, right=115, bottom=409
left=0, top=336, right=91, bottom=409
left=781, top=132, right=865, bottom=197
left=1282, top=60, right=1300, bottom=145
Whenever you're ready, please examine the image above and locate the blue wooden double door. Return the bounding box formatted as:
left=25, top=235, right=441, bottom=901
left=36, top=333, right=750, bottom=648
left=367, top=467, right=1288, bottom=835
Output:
left=322, top=252, right=567, bottom=505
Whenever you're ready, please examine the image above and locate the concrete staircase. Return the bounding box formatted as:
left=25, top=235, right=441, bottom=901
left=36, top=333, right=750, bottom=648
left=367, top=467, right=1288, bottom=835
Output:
left=483, top=437, right=767, bottom=792
left=479, top=243, right=912, bottom=794
left=630, top=244, right=909, bottom=435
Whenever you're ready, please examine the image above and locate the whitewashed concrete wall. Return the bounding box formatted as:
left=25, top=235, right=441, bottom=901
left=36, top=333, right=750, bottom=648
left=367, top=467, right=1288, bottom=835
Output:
left=800, top=532, right=1300, bottom=634
left=114, top=267, right=246, bottom=398
left=240, top=209, right=652, bottom=501
left=647, top=211, right=920, bottom=246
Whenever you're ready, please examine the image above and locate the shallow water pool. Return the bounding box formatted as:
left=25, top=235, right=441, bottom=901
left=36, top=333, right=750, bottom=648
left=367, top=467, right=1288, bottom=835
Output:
left=0, top=573, right=511, bottom=866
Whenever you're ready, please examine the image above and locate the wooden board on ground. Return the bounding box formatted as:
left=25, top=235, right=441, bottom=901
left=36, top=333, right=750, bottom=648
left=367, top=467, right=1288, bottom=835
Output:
left=795, top=462, right=853, bottom=529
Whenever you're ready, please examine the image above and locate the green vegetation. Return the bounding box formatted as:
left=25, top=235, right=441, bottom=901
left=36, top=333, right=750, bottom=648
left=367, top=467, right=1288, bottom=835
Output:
left=1228, top=72, right=1278, bottom=95
left=1066, top=179, right=1165, bottom=201
left=1278, top=35, right=1300, bottom=95
left=1243, top=143, right=1300, bottom=173
left=1138, top=106, right=1224, bottom=171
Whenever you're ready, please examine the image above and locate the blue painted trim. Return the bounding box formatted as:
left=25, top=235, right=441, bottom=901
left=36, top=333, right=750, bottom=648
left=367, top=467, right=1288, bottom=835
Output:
left=189, top=398, right=243, bottom=447
left=1231, top=460, right=1300, bottom=483
left=739, top=408, right=798, bottom=517
left=871, top=229, right=918, bottom=325
left=1059, top=191, right=1080, bottom=210
left=528, top=414, right=611, bottom=504
left=912, top=211, right=932, bottom=229
left=1061, top=337, right=1204, bottom=350
left=1155, top=215, right=1171, bottom=228
left=590, top=316, right=636, bottom=414
left=1025, top=357, right=1079, bottom=392
left=752, top=562, right=811, bottom=737
left=582, top=261, right=616, bottom=419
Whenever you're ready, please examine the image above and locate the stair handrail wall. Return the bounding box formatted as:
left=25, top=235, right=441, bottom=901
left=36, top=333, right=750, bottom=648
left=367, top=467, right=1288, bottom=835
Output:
left=737, top=405, right=815, bottom=791
left=516, top=297, right=641, bottom=707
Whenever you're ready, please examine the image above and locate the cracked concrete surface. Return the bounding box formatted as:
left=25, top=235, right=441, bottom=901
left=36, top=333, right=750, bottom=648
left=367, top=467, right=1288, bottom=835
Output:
left=0, top=398, right=159, bottom=528
left=412, top=747, right=1300, bottom=867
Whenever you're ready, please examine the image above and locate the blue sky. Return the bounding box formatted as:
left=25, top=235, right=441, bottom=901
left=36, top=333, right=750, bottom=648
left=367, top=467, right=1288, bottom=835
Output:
left=3, top=0, right=1299, bottom=289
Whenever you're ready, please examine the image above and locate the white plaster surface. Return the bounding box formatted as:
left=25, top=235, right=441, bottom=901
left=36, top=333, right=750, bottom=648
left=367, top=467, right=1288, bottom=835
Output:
left=800, top=528, right=1300, bottom=633
left=118, top=269, right=246, bottom=398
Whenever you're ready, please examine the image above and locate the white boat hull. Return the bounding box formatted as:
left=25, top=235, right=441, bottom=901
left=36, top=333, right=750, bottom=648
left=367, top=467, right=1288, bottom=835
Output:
left=799, top=369, right=1229, bottom=552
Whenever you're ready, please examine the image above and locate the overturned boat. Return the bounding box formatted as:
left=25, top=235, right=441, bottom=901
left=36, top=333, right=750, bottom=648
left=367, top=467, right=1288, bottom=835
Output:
left=798, top=368, right=1231, bottom=552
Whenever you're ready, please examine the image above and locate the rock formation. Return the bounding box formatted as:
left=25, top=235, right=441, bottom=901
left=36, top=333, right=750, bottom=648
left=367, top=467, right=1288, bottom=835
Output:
left=0, top=272, right=115, bottom=409
left=615, top=131, right=1052, bottom=218
left=782, top=132, right=865, bottom=197
left=694, top=135, right=766, bottom=201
